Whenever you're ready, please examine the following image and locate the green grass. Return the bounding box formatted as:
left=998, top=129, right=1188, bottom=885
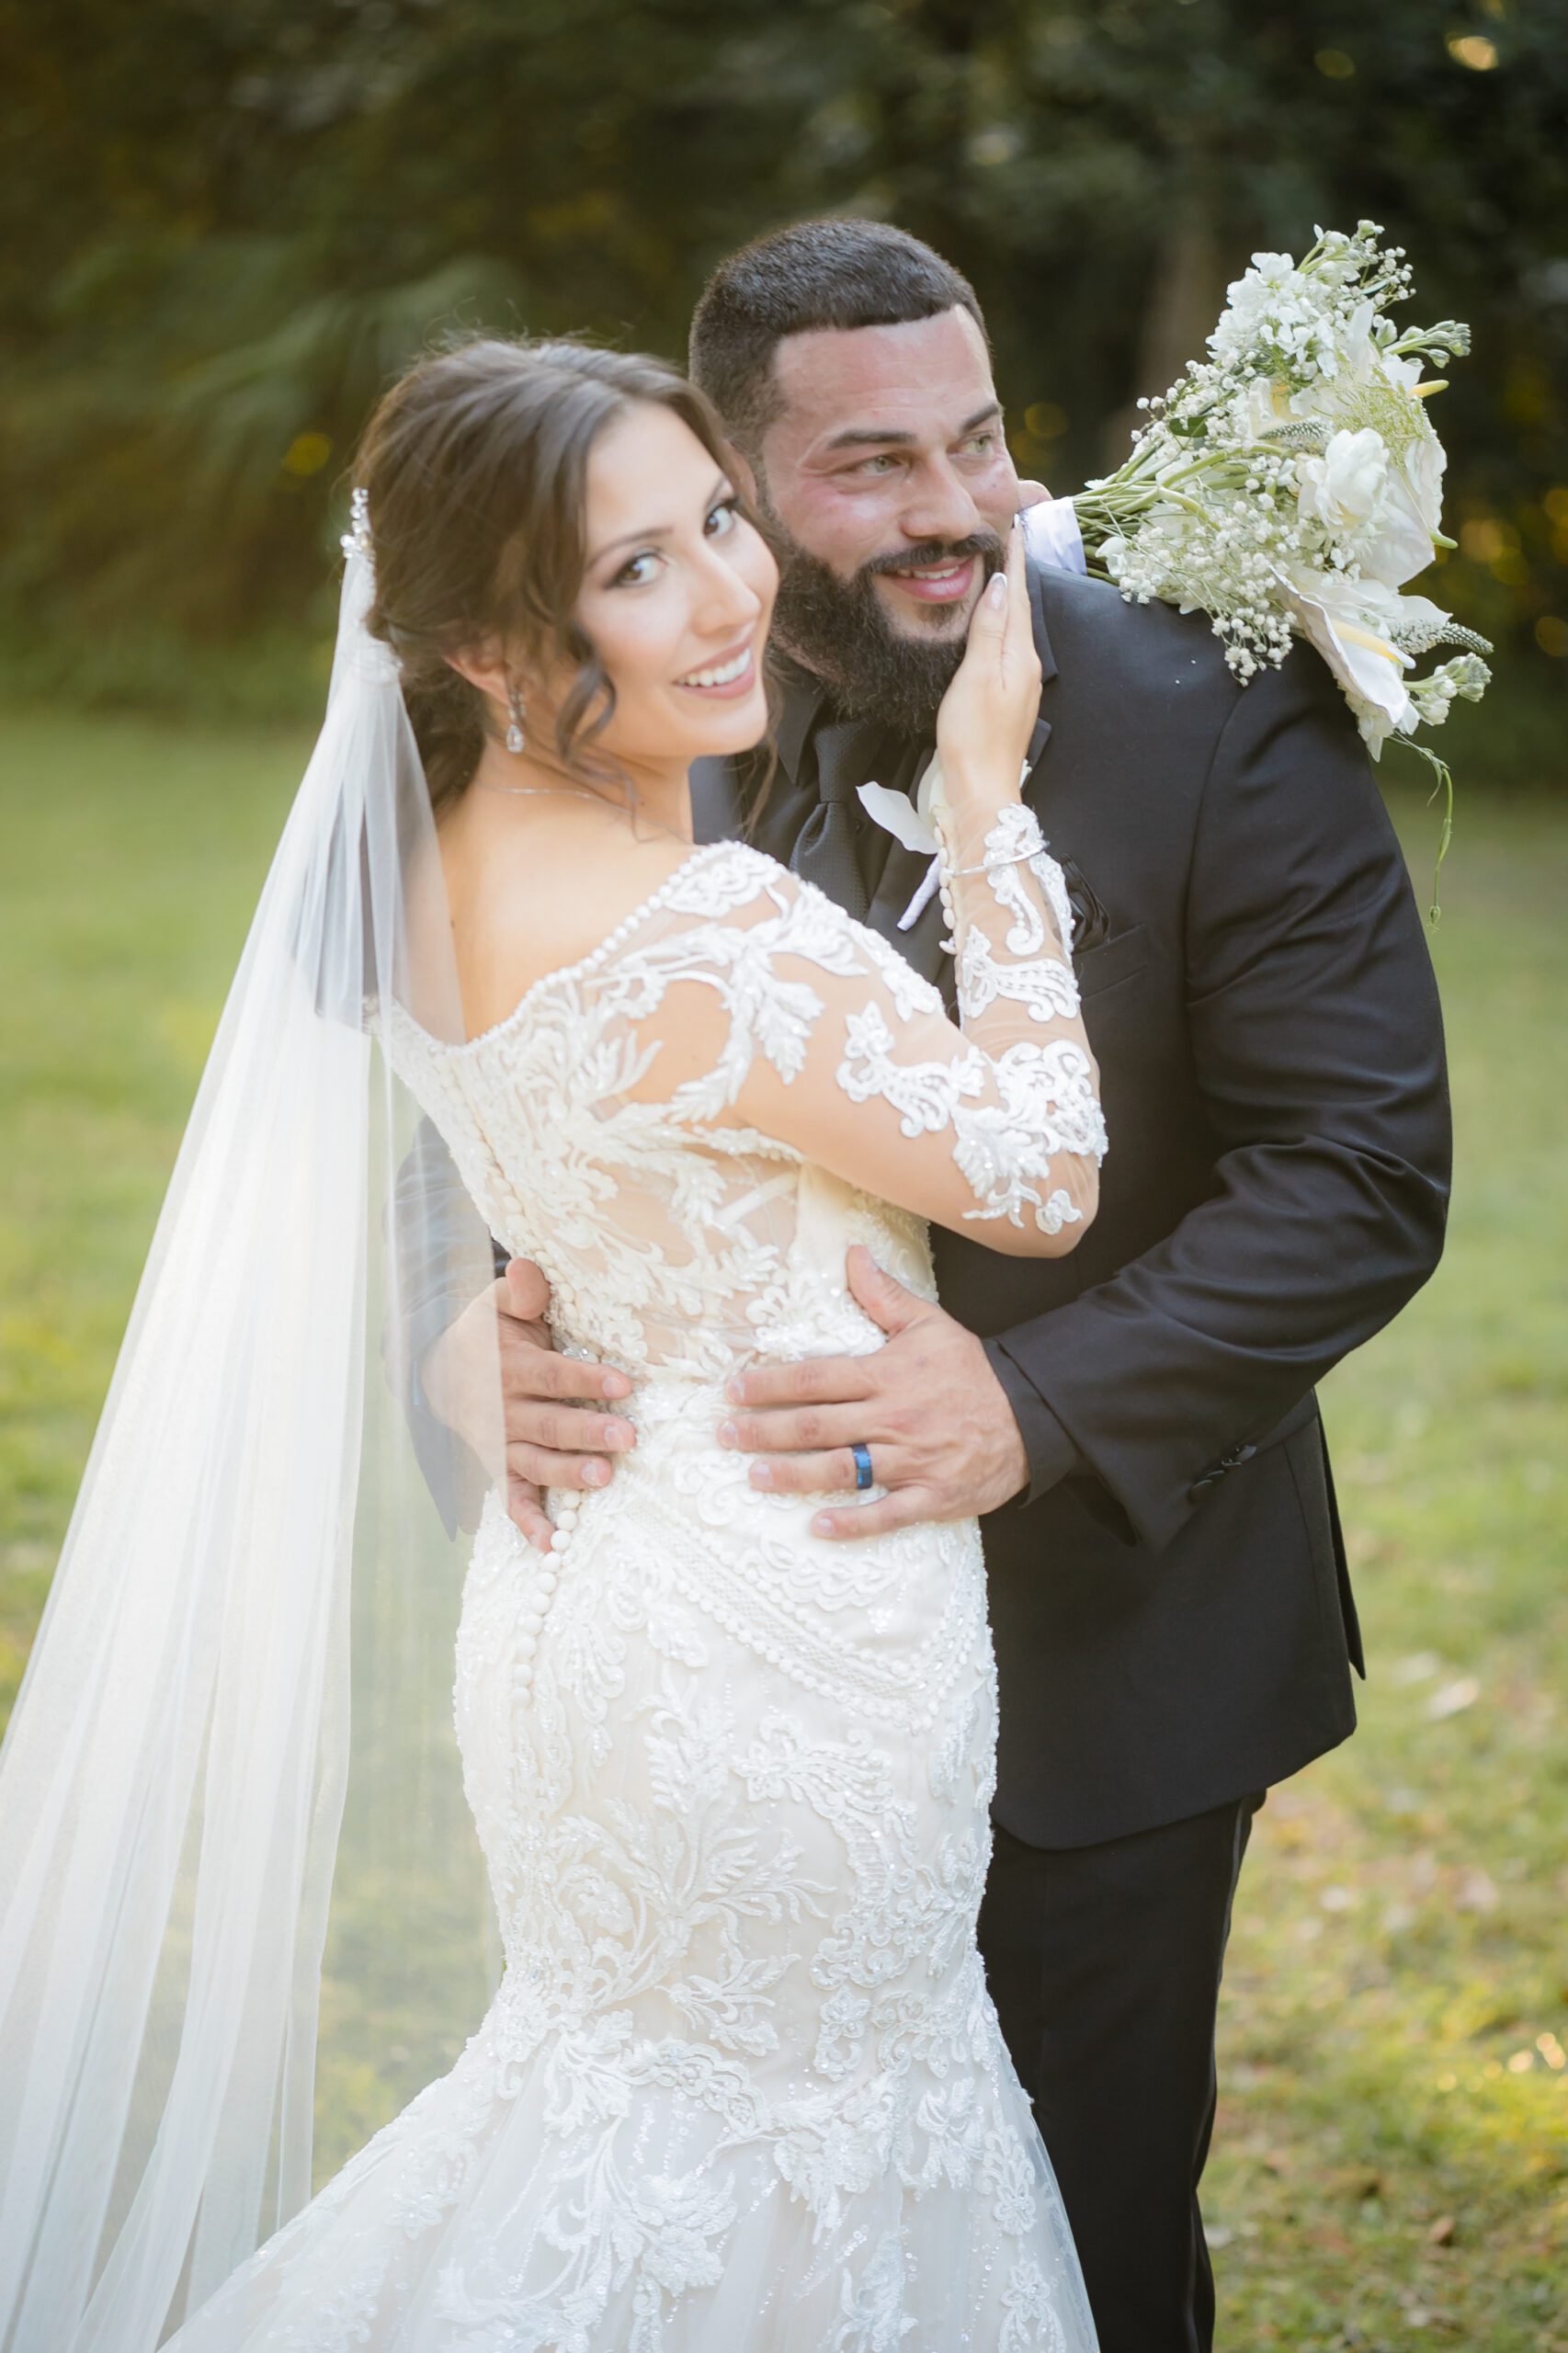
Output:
left=1205, top=794, right=1568, bottom=2350
left=2, top=710, right=1565, bottom=2344
left=0, top=709, right=308, bottom=1694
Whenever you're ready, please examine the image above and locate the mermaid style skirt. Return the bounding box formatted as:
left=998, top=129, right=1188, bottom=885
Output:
left=169, top=1384, right=1096, bottom=2351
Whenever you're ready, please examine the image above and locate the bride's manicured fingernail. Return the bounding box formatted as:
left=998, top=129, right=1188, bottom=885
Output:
left=718, top=1421, right=738, bottom=1448
left=750, top=1461, right=772, bottom=1489
left=812, top=1512, right=835, bottom=1537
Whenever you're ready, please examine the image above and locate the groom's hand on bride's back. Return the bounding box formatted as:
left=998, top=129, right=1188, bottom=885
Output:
left=421, top=1257, right=637, bottom=1549
left=718, top=1247, right=1029, bottom=1540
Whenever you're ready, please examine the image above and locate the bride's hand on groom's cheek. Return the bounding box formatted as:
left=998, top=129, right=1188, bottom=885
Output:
left=423, top=1257, right=638, bottom=1550
left=718, top=1245, right=1029, bottom=1540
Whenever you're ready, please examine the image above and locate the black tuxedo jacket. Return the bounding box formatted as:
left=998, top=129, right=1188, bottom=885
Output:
left=402, top=560, right=1449, bottom=1849
left=687, top=562, right=1449, bottom=1846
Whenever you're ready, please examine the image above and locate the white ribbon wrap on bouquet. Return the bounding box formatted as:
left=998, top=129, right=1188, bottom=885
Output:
left=1020, top=495, right=1086, bottom=576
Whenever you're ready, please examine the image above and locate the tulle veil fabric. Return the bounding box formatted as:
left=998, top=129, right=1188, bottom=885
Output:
left=0, top=532, right=502, bottom=2350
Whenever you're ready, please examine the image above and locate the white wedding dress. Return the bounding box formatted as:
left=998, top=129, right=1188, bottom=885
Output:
left=166, top=814, right=1104, bottom=2353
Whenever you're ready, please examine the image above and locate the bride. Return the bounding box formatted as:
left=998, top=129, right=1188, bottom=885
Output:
left=0, top=336, right=1104, bottom=2351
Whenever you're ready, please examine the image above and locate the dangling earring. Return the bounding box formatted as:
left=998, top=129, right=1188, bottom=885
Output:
left=505, top=684, right=527, bottom=756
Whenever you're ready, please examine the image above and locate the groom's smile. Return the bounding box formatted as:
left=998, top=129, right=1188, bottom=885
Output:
left=876, top=548, right=982, bottom=614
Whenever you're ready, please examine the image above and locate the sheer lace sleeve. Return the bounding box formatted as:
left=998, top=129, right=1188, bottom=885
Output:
left=590, top=824, right=1105, bottom=1257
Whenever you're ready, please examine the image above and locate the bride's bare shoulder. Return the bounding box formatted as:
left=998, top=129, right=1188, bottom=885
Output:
left=437, top=798, right=703, bottom=1042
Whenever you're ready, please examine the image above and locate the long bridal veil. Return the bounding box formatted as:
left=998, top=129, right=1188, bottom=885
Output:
left=0, top=520, right=503, bottom=2350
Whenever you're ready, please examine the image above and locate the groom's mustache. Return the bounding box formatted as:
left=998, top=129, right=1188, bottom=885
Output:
left=765, top=521, right=1006, bottom=733
left=860, top=531, right=1004, bottom=580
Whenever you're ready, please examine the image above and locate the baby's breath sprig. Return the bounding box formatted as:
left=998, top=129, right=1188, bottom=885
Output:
left=1052, top=223, right=1490, bottom=916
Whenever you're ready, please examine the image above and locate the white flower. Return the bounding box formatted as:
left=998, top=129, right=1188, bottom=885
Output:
left=1296, top=427, right=1389, bottom=535
left=1378, top=347, right=1426, bottom=394
left=1210, top=261, right=1298, bottom=358
left=1096, top=529, right=1133, bottom=581
left=1391, top=592, right=1460, bottom=649
left=1335, top=297, right=1381, bottom=377
left=1238, top=377, right=1294, bottom=442
left=1360, top=427, right=1446, bottom=588
left=1408, top=652, right=1490, bottom=725
left=1248, top=250, right=1298, bottom=288
left=1278, top=565, right=1415, bottom=751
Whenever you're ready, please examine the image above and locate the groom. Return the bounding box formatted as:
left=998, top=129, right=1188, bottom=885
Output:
left=409, top=219, right=1449, bottom=2350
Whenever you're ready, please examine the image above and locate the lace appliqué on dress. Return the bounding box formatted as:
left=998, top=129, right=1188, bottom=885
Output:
left=169, top=833, right=1101, bottom=2352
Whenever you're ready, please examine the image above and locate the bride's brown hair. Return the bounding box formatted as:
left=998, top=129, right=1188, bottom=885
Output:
left=355, top=336, right=743, bottom=815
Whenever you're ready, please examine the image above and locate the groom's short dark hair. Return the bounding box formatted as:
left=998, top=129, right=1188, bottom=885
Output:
left=689, top=219, right=987, bottom=454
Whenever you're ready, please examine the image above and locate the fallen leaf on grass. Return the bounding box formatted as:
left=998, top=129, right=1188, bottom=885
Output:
left=1426, top=2213, right=1458, bottom=2246
left=1327, top=2165, right=1386, bottom=2201
left=1426, top=1677, right=1480, bottom=1721
left=1399, top=2284, right=1464, bottom=2328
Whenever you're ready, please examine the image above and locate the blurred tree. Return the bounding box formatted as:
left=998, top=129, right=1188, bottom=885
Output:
left=1, top=0, right=1563, bottom=680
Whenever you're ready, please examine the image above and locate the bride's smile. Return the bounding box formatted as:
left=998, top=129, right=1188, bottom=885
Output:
left=673, top=639, right=757, bottom=695
left=555, top=403, right=776, bottom=770
left=443, top=397, right=779, bottom=845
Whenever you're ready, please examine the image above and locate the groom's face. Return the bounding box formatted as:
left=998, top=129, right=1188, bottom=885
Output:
left=751, top=307, right=1022, bottom=725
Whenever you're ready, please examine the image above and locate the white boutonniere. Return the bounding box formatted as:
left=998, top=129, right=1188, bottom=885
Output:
left=856, top=758, right=943, bottom=929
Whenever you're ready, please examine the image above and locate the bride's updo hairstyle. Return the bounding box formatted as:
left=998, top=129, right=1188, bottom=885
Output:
left=356, top=336, right=736, bottom=813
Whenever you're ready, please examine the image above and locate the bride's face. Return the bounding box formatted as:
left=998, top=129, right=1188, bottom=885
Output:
left=563, top=402, right=777, bottom=769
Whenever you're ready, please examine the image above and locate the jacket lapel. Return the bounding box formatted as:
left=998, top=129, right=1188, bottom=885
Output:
left=1021, top=554, right=1059, bottom=812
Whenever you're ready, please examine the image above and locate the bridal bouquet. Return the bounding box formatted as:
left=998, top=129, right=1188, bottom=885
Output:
left=1042, top=223, right=1489, bottom=900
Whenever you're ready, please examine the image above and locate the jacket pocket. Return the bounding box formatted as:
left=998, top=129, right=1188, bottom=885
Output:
left=1284, top=1422, right=1364, bottom=1677
left=1076, top=923, right=1149, bottom=1001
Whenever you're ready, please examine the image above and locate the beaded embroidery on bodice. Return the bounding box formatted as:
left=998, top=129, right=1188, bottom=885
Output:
left=165, top=829, right=1100, bottom=2350
left=394, top=847, right=938, bottom=1387
left=387, top=836, right=1099, bottom=1391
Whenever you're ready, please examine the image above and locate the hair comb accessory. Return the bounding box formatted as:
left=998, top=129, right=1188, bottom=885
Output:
left=340, top=484, right=373, bottom=565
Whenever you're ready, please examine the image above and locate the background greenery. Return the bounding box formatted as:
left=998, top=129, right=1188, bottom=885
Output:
left=2, top=0, right=1567, bottom=722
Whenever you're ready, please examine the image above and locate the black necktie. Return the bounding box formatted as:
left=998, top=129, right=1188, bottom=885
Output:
left=789, top=716, right=888, bottom=922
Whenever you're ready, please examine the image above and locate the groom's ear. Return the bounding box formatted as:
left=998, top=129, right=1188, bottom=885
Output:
left=723, top=438, right=760, bottom=510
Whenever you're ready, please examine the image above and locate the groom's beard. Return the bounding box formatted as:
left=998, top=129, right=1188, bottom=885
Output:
left=768, top=530, right=1005, bottom=740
